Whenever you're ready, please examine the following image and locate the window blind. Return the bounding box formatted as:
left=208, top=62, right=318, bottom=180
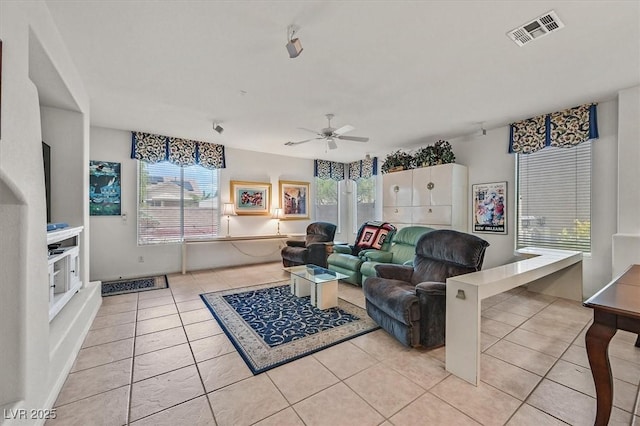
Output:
left=315, top=178, right=339, bottom=230
left=355, top=176, right=376, bottom=233
left=516, top=141, right=591, bottom=252
left=138, top=161, right=219, bottom=245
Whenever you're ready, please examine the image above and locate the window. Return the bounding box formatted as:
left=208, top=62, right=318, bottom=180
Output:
left=516, top=141, right=591, bottom=252
left=315, top=178, right=339, bottom=228
left=355, top=176, right=376, bottom=231
left=138, top=161, right=219, bottom=244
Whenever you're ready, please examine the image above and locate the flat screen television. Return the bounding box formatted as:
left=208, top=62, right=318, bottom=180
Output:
left=42, top=141, right=51, bottom=223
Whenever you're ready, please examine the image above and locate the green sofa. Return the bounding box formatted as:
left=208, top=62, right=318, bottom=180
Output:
left=327, top=221, right=396, bottom=286
left=359, top=226, right=435, bottom=283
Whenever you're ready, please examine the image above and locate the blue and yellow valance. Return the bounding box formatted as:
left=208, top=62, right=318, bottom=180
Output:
left=131, top=132, right=226, bottom=169
left=509, top=103, right=598, bottom=154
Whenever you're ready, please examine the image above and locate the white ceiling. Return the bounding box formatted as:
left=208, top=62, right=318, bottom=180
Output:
left=44, top=0, right=639, bottom=163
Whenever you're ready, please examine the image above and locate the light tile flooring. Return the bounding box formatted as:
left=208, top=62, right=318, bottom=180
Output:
left=48, top=262, right=640, bottom=426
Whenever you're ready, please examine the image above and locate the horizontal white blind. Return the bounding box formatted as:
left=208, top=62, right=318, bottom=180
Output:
left=138, top=162, right=219, bottom=244
left=356, top=177, right=376, bottom=233
left=315, top=178, right=339, bottom=229
left=516, top=141, right=591, bottom=252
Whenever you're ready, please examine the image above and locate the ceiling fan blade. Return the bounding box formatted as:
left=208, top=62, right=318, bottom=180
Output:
left=333, top=124, right=354, bottom=136
left=297, top=127, right=321, bottom=135
left=284, top=138, right=315, bottom=146
left=337, top=135, right=369, bottom=142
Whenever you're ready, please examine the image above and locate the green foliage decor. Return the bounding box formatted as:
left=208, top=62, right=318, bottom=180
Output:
left=382, top=140, right=456, bottom=173
left=381, top=150, right=414, bottom=174
left=413, top=140, right=455, bottom=167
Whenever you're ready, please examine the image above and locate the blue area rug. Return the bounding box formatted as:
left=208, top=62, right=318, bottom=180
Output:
left=200, top=282, right=379, bottom=374
left=101, top=275, right=168, bottom=296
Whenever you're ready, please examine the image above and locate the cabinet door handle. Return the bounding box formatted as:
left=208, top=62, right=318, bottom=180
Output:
left=427, top=182, right=435, bottom=190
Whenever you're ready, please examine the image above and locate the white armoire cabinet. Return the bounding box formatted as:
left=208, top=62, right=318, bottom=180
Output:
left=383, top=163, right=468, bottom=230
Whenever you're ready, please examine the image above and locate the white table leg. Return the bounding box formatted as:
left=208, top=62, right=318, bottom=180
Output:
left=313, top=279, right=338, bottom=310
left=446, top=279, right=481, bottom=385
left=291, top=275, right=311, bottom=298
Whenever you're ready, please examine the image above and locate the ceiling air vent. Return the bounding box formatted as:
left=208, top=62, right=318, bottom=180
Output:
left=507, top=10, right=564, bottom=47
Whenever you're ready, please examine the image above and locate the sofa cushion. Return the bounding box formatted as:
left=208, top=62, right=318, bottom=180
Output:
left=327, top=253, right=363, bottom=271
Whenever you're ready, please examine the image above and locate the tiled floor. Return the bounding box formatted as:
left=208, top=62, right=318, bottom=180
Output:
left=48, top=262, right=640, bottom=425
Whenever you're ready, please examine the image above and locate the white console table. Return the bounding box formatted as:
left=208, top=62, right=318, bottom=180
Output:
left=181, top=234, right=300, bottom=274
left=47, top=226, right=83, bottom=321
left=445, top=247, right=583, bottom=385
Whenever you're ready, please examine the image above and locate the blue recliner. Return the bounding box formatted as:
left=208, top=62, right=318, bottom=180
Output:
left=363, top=229, right=489, bottom=348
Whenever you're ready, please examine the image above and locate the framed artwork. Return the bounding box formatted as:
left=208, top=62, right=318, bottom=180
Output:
left=231, top=180, right=271, bottom=215
left=279, top=180, right=310, bottom=220
left=89, top=161, right=122, bottom=216
left=472, top=181, right=507, bottom=234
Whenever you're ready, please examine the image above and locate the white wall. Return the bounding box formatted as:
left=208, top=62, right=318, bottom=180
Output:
left=89, top=126, right=323, bottom=280
left=612, top=86, right=640, bottom=277
left=449, top=98, right=620, bottom=298
left=0, top=0, right=99, bottom=423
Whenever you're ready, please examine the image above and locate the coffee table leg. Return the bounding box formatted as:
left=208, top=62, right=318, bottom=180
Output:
left=315, top=279, right=338, bottom=310
left=291, top=275, right=311, bottom=298
left=585, top=312, right=617, bottom=426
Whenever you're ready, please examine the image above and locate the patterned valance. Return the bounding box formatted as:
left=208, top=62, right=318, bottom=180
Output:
left=131, top=132, right=226, bottom=169
left=348, top=157, right=378, bottom=180
left=509, top=103, right=598, bottom=154
left=314, top=159, right=346, bottom=181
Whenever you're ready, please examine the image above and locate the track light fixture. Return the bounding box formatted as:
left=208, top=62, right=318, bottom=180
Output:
left=213, top=123, right=224, bottom=134
left=286, top=24, right=303, bottom=58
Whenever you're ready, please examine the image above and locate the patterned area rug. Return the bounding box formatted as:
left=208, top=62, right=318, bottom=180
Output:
left=101, top=275, right=168, bottom=296
left=200, top=282, right=379, bottom=374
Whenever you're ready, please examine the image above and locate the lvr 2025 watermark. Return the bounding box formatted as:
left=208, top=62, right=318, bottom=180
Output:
left=3, top=409, right=57, bottom=420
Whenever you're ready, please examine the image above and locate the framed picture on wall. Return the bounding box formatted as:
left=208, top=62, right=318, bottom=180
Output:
left=279, top=180, right=310, bottom=220
left=230, top=180, right=271, bottom=215
left=472, top=181, right=507, bottom=234
left=89, top=161, right=122, bottom=216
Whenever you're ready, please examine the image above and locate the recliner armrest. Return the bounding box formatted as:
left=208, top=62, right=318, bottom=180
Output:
left=333, top=244, right=353, bottom=254
left=415, top=281, right=446, bottom=297
left=285, top=240, right=306, bottom=248
left=306, top=242, right=334, bottom=267
left=362, top=251, right=393, bottom=262
left=374, top=264, right=413, bottom=281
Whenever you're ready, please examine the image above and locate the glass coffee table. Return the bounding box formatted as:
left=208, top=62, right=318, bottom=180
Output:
left=283, top=265, right=348, bottom=309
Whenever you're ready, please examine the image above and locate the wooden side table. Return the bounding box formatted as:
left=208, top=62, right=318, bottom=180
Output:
left=583, top=264, right=640, bottom=425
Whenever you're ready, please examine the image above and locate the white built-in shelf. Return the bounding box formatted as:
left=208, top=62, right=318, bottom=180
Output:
left=47, top=226, right=83, bottom=321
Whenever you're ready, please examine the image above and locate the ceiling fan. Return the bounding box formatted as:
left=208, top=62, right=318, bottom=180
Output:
left=285, top=114, right=369, bottom=150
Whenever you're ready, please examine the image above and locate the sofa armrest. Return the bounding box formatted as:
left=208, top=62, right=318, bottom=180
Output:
left=333, top=244, right=353, bottom=254
left=362, top=250, right=393, bottom=263
left=286, top=240, right=306, bottom=248
left=374, top=264, right=414, bottom=281
left=415, top=281, right=446, bottom=297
